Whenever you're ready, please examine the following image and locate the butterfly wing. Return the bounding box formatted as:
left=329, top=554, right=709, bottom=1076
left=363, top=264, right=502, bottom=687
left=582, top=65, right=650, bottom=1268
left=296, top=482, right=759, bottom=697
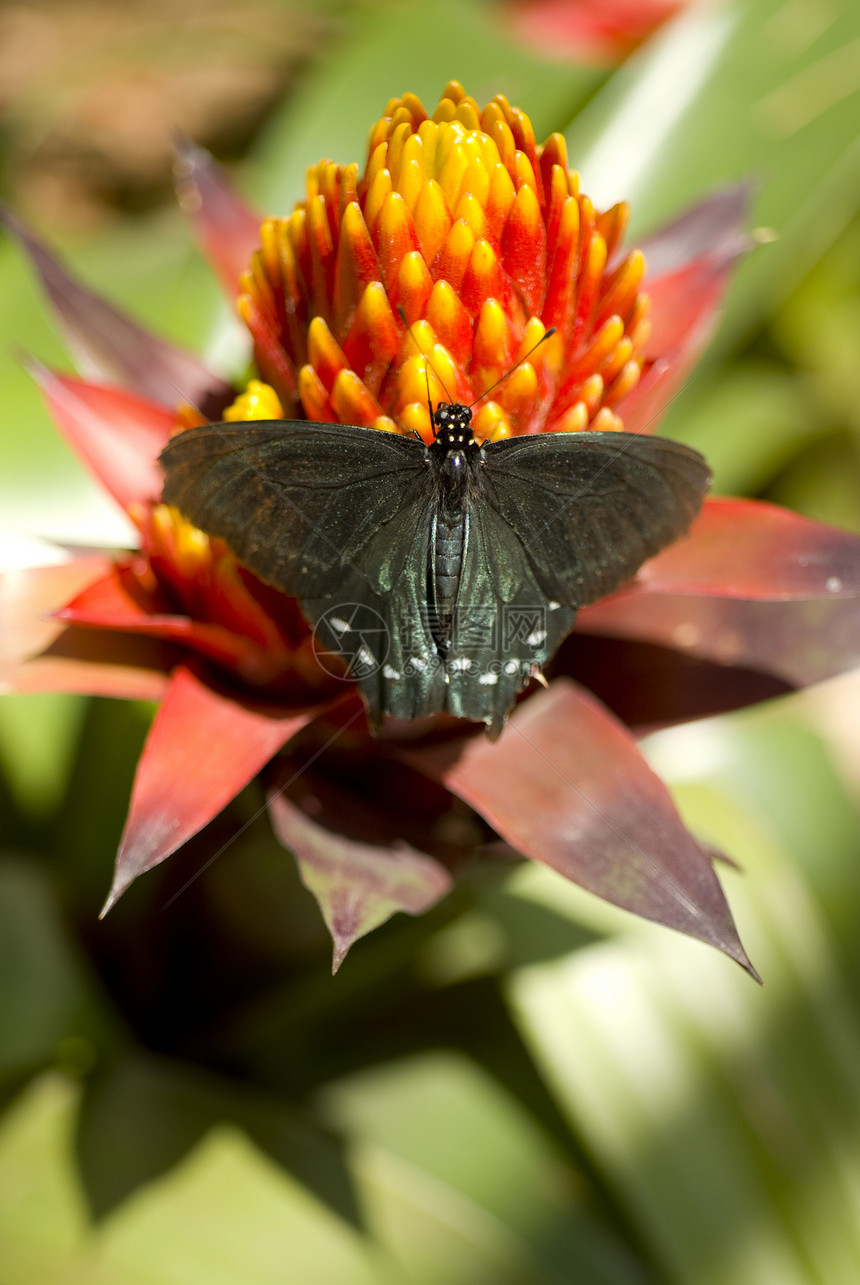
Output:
left=438, top=431, right=709, bottom=737
left=160, top=420, right=427, bottom=599
left=482, top=431, right=711, bottom=607
left=160, top=419, right=447, bottom=727
left=160, top=422, right=710, bottom=738
left=299, top=493, right=449, bottom=728
left=441, top=503, right=576, bottom=738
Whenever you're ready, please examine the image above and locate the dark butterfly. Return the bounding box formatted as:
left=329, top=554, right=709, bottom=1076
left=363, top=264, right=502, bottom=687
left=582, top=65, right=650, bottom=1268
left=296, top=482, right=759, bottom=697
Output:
left=160, top=405, right=710, bottom=738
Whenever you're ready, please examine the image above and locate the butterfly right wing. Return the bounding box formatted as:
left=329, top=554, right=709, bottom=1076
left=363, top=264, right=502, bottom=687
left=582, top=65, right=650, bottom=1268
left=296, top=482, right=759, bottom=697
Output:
left=440, top=501, right=576, bottom=738
left=482, top=431, right=710, bottom=608
left=160, top=419, right=427, bottom=600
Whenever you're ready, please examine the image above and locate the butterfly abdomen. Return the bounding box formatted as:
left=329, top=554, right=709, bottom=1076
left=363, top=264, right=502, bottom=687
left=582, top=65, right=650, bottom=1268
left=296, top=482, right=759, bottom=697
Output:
left=428, top=436, right=481, bottom=652
left=430, top=507, right=467, bottom=650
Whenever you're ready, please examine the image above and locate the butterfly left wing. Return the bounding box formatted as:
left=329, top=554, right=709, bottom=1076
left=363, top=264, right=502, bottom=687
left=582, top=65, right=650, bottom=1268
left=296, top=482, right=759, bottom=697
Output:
left=481, top=431, right=710, bottom=608
left=299, top=493, right=449, bottom=729
left=160, top=419, right=427, bottom=601
left=305, top=491, right=570, bottom=737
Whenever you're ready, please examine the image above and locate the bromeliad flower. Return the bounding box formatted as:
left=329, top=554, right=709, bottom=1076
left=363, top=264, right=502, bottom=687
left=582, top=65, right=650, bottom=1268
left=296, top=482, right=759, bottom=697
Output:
left=3, top=82, right=860, bottom=974
left=506, top=0, right=685, bottom=63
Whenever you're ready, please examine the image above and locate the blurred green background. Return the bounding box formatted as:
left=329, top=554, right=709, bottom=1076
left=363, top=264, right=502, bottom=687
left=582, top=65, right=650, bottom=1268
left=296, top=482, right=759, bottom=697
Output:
left=3, top=0, right=860, bottom=1279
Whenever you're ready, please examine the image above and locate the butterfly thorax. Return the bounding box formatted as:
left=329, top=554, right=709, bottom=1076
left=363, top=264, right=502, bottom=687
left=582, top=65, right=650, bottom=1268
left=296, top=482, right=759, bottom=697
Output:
left=428, top=402, right=481, bottom=508
left=427, top=402, right=482, bottom=651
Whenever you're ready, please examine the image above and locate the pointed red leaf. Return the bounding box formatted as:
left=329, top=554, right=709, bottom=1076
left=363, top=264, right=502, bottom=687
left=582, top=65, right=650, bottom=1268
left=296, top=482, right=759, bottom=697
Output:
left=1, top=202, right=229, bottom=408
left=1, top=558, right=110, bottom=676
left=579, top=597, right=860, bottom=689
left=104, top=665, right=312, bottom=913
left=268, top=784, right=452, bottom=973
left=637, top=184, right=754, bottom=283
left=58, top=563, right=284, bottom=680
left=174, top=139, right=263, bottom=299
left=556, top=632, right=791, bottom=732
left=0, top=560, right=173, bottom=697
left=578, top=499, right=860, bottom=684
left=624, top=498, right=860, bottom=598
left=9, top=632, right=174, bottom=700
left=27, top=362, right=172, bottom=511
left=508, top=0, right=682, bottom=61
left=404, top=680, right=758, bottom=977
left=618, top=186, right=754, bottom=434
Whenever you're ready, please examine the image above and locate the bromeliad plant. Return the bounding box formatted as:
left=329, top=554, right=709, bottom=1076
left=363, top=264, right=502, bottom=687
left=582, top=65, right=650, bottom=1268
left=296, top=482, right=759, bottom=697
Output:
left=3, top=82, right=860, bottom=972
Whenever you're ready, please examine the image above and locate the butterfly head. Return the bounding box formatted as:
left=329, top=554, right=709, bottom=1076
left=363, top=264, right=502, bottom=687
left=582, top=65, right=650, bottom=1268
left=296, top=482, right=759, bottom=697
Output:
left=431, top=402, right=475, bottom=450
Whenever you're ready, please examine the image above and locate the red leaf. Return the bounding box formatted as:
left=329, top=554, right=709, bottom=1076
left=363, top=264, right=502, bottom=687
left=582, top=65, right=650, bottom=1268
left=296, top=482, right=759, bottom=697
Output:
left=638, top=184, right=754, bottom=284
left=404, top=680, right=758, bottom=977
left=2, top=555, right=173, bottom=696
left=268, top=780, right=452, bottom=973
left=0, top=559, right=174, bottom=697
left=618, top=186, right=754, bottom=434
left=555, top=633, right=791, bottom=732
left=174, top=139, right=263, bottom=299
left=58, top=563, right=285, bottom=682
left=1, top=202, right=229, bottom=409
left=507, top=0, right=682, bottom=62
left=27, top=362, right=172, bottom=511
left=1, top=558, right=110, bottom=676
left=580, top=597, right=860, bottom=688
left=578, top=499, right=860, bottom=684
left=103, top=665, right=312, bottom=913
left=10, top=632, right=174, bottom=701
left=625, top=497, right=860, bottom=598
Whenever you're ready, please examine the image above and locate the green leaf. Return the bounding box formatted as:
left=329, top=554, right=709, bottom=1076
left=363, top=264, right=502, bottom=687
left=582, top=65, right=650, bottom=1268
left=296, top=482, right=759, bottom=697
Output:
left=0, top=1076, right=102, bottom=1284
left=320, top=1051, right=649, bottom=1284
left=661, top=361, right=825, bottom=494
left=0, top=1074, right=382, bottom=1285
left=75, top=1053, right=360, bottom=1227
left=510, top=709, right=860, bottom=1284
left=99, top=1127, right=387, bottom=1285
left=54, top=698, right=155, bottom=912
left=563, top=0, right=860, bottom=439
left=0, top=860, right=102, bottom=1085
left=764, top=432, right=860, bottom=532
left=0, top=692, right=85, bottom=819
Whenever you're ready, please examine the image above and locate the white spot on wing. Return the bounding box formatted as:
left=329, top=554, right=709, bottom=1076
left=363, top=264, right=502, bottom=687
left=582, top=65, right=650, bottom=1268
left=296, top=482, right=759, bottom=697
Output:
left=383, top=665, right=401, bottom=680
left=526, top=629, right=547, bottom=646
left=329, top=616, right=350, bottom=634
left=478, top=672, right=498, bottom=685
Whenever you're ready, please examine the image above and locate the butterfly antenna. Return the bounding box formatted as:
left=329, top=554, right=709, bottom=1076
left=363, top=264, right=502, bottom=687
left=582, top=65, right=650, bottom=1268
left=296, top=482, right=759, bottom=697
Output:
left=396, top=305, right=457, bottom=430
left=423, top=357, right=434, bottom=432
left=468, top=327, right=557, bottom=409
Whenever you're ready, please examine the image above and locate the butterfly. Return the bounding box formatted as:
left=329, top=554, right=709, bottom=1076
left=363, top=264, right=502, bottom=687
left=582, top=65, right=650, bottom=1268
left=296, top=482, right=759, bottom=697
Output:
left=160, top=404, right=710, bottom=738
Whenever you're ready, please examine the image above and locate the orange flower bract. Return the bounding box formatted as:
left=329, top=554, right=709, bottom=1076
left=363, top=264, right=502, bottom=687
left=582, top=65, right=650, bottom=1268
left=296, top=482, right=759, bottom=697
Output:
left=238, top=81, right=649, bottom=444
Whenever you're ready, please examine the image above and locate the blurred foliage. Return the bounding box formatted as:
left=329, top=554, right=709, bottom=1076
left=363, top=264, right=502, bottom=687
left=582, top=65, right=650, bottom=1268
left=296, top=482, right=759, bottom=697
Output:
left=3, top=0, right=860, bottom=1279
